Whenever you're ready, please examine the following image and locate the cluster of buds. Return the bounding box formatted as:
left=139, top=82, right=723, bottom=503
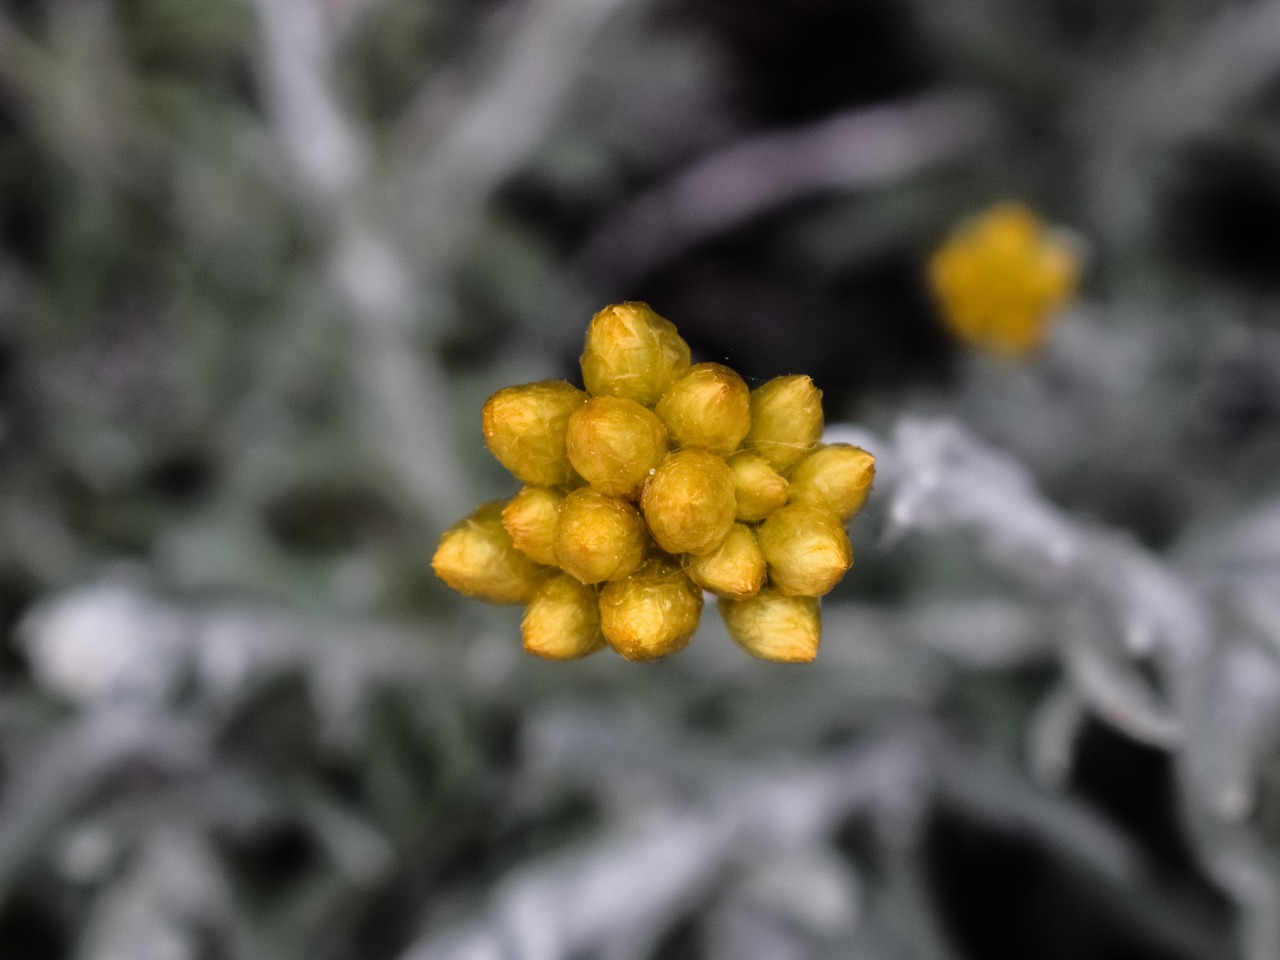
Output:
left=929, top=202, right=1081, bottom=357
left=432, top=303, right=874, bottom=663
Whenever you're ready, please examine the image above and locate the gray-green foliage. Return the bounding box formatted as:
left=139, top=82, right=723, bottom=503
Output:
left=1, top=1, right=1280, bottom=959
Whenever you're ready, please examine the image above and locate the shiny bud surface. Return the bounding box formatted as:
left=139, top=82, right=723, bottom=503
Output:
left=553, top=488, right=648, bottom=585
left=744, top=375, right=824, bottom=471
left=727, top=451, right=789, bottom=522
left=655, top=362, right=751, bottom=455
left=502, top=486, right=563, bottom=566
left=719, top=589, right=821, bottom=663
left=432, top=502, right=549, bottom=604
left=580, top=302, right=691, bottom=406
left=683, top=523, right=765, bottom=600
left=566, top=396, right=669, bottom=499
left=481, top=380, right=587, bottom=486
left=599, top=557, right=703, bottom=660
left=787, top=443, right=876, bottom=519
left=757, top=502, right=852, bottom=597
left=522, top=574, right=605, bottom=660
left=641, top=449, right=736, bottom=556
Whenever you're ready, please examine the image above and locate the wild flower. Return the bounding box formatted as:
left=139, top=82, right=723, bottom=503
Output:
left=431, top=302, right=875, bottom=662
left=928, top=202, right=1080, bottom=357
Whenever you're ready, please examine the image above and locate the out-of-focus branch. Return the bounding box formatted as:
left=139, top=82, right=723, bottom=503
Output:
left=252, top=0, right=465, bottom=523
left=391, top=0, right=638, bottom=267
left=579, top=91, right=1000, bottom=283
left=882, top=416, right=1280, bottom=960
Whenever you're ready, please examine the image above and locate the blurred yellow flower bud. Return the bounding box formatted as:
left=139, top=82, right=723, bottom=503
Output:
left=726, top=451, right=789, bottom=522
left=928, top=202, right=1080, bottom=357
left=502, top=486, right=563, bottom=566
left=566, top=396, right=669, bottom=500
left=432, top=502, right=550, bottom=604
left=787, top=443, right=875, bottom=520
left=553, top=487, right=648, bottom=585
left=683, top=523, right=765, bottom=600
left=599, top=557, right=703, bottom=660
left=757, top=502, right=851, bottom=597
left=655, top=362, right=751, bottom=455
left=641, top=449, right=736, bottom=556
left=482, top=380, right=588, bottom=486
left=744, top=375, right=824, bottom=471
left=521, top=574, right=606, bottom=660
left=719, top=589, right=821, bottom=663
left=580, top=302, right=691, bottom=406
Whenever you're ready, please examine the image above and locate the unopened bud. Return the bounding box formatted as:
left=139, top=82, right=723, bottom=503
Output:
left=743, top=375, right=824, bottom=471
left=554, top=488, right=648, bottom=584
left=502, top=486, right=563, bottom=566
left=599, top=557, right=703, bottom=660
left=683, top=523, right=765, bottom=600
left=787, top=444, right=875, bottom=519
left=580, top=302, right=691, bottom=406
left=757, top=503, right=851, bottom=597
left=482, top=380, right=588, bottom=486
left=727, top=452, right=789, bottom=522
left=432, top=502, right=549, bottom=604
left=655, top=362, right=751, bottom=455
left=566, top=397, right=669, bottom=499
left=522, top=574, right=605, bottom=660
left=719, top=589, right=821, bottom=663
left=641, top=449, right=736, bottom=555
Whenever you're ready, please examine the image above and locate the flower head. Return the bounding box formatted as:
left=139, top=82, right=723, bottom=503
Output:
left=928, top=202, right=1080, bottom=357
left=432, top=302, right=876, bottom=662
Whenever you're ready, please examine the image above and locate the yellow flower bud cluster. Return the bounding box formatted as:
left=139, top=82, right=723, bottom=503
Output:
left=928, top=202, right=1081, bottom=357
left=432, top=302, right=875, bottom=664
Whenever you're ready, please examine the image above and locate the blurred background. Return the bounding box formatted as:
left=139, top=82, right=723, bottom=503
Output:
left=3, top=0, right=1280, bottom=958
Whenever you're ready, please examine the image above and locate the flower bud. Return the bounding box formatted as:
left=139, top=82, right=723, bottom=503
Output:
left=641, top=449, right=736, bottom=556
left=522, top=574, right=605, bottom=660
left=928, top=202, right=1080, bottom=357
left=566, top=397, right=668, bottom=499
left=432, top=502, right=549, bottom=604
left=502, top=486, right=563, bottom=566
left=719, top=589, right=821, bottom=663
left=482, top=380, right=588, bottom=486
left=683, top=523, right=765, bottom=600
left=787, top=444, right=875, bottom=520
left=655, top=362, right=751, bottom=455
left=757, top=503, right=851, bottom=597
left=599, top=557, right=703, bottom=660
left=727, top=452, right=789, bottom=522
left=743, top=375, right=824, bottom=471
left=554, top=488, right=648, bottom=584
left=580, top=302, right=691, bottom=406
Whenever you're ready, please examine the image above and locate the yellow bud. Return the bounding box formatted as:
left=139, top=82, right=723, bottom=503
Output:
left=432, top=502, right=550, bottom=604
left=787, top=444, right=875, bottom=520
left=502, top=486, right=563, bottom=566
left=655, top=362, right=751, bottom=455
left=566, top=397, right=669, bottom=499
left=719, top=589, right=821, bottom=663
left=521, top=574, right=606, bottom=660
left=727, top=451, right=789, bottom=522
left=743, top=375, right=824, bottom=471
left=599, top=557, right=703, bottom=661
left=553, top=488, right=648, bottom=584
left=928, top=202, right=1080, bottom=358
left=757, top=503, right=851, bottom=597
left=580, top=302, right=691, bottom=406
left=683, top=523, right=765, bottom=600
left=482, top=380, right=588, bottom=486
left=641, top=449, right=736, bottom=556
